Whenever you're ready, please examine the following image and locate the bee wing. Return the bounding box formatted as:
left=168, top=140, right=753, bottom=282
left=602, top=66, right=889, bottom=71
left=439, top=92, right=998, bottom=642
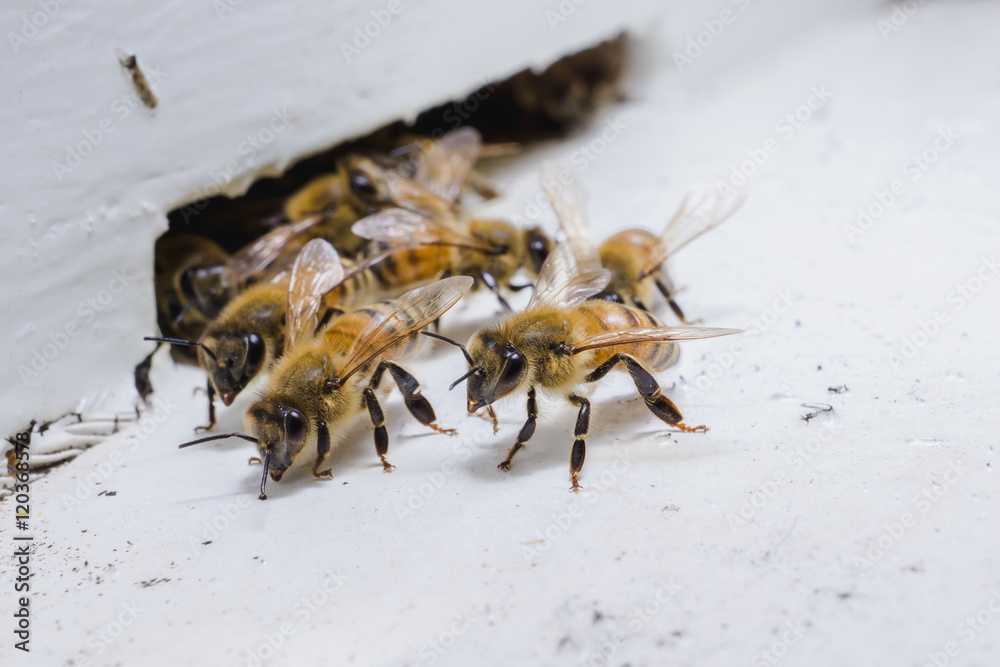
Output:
left=640, top=185, right=744, bottom=278
left=419, top=127, right=482, bottom=202
left=334, top=276, right=474, bottom=384
left=352, top=208, right=499, bottom=254
left=528, top=165, right=609, bottom=310
left=286, top=240, right=345, bottom=348
left=568, top=326, right=742, bottom=353
left=526, top=240, right=610, bottom=311
left=540, top=162, right=591, bottom=245
left=223, top=217, right=320, bottom=286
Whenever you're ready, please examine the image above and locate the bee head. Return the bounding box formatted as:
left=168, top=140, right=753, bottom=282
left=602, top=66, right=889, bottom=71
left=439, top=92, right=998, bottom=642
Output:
left=461, top=331, right=528, bottom=412
left=339, top=156, right=393, bottom=211
left=181, top=264, right=230, bottom=320
left=449, top=219, right=521, bottom=285
left=200, top=332, right=267, bottom=405
left=246, top=397, right=311, bottom=485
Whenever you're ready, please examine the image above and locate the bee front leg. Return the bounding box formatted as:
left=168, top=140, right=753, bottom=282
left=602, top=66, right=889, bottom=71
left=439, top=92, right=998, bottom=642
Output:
left=499, top=387, right=536, bottom=471
left=312, top=420, right=333, bottom=479
left=653, top=276, right=696, bottom=324
left=362, top=388, right=394, bottom=472
left=567, top=394, right=591, bottom=492
left=194, top=380, right=217, bottom=433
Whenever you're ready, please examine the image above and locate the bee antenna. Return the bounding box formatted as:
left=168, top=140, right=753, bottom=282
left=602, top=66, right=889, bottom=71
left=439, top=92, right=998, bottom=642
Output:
left=144, top=336, right=217, bottom=362
left=178, top=432, right=258, bottom=449
left=259, top=448, right=271, bottom=500
left=420, top=331, right=475, bottom=366
left=449, top=366, right=483, bottom=391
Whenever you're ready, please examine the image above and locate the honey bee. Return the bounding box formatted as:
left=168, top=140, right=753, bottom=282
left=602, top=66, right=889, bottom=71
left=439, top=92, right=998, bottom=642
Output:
left=180, top=260, right=474, bottom=500
left=594, top=184, right=742, bottom=321
left=146, top=240, right=386, bottom=431
left=154, top=234, right=231, bottom=361
left=451, top=169, right=739, bottom=490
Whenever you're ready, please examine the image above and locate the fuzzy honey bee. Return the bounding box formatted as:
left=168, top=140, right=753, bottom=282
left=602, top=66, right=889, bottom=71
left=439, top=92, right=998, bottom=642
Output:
left=146, top=241, right=389, bottom=431
left=594, top=183, right=742, bottom=322
left=181, top=242, right=474, bottom=499
left=451, top=169, right=739, bottom=490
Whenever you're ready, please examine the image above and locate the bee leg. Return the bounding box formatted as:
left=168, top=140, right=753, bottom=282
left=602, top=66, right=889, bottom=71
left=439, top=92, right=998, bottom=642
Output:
left=653, top=276, right=691, bottom=324
left=312, top=420, right=333, bottom=479
left=248, top=457, right=263, bottom=465
left=499, top=387, right=536, bottom=471
left=363, top=387, right=394, bottom=471
left=567, top=394, right=591, bottom=492
left=480, top=271, right=512, bottom=312
left=631, top=296, right=649, bottom=312
left=586, top=354, right=707, bottom=433
left=194, top=380, right=217, bottom=433
left=378, top=361, right=456, bottom=435
left=507, top=282, right=534, bottom=292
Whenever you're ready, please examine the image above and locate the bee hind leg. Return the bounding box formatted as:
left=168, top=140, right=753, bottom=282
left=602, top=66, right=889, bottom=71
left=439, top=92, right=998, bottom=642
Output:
left=586, top=354, right=706, bottom=433
left=499, top=387, right=536, bottom=471
left=373, top=361, right=455, bottom=436
left=567, top=394, right=591, bottom=492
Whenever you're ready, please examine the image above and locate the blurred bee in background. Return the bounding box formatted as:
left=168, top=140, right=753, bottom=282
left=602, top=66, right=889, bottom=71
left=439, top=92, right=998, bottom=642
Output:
left=451, top=168, right=739, bottom=490
left=349, top=128, right=552, bottom=310
left=180, top=246, right=474, bottom=500
left=154, top=234, right=231, bottom=363
left=594, top=185, right=742, bottom=322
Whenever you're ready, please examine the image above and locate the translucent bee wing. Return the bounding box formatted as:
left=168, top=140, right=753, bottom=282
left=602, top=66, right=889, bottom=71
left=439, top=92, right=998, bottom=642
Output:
left=285, top=240, right=344, bottom=349
left=419, top=127, right=482, bottom=203
left=352, top=208, right=499, bottom=254
left=540, top=161, right=591, bottom=246
left=224, top=216, right=321, bottom=287
left=640, top=184, right=744, bottom=278
left=333, top=276, right=475, bottom=385
left=529, top=165, right=609, bottom=310
left=567, top=326, right=742, bottom=353
left=527, top=240, right=610, bottom=311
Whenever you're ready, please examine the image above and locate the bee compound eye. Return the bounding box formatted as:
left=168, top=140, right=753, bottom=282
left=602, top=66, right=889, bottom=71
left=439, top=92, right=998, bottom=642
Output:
left=244, top=333, right=266, bottom=378
left=284, top=409, right=305, bottom=442
left=348, top=169, right=378, bottom=201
